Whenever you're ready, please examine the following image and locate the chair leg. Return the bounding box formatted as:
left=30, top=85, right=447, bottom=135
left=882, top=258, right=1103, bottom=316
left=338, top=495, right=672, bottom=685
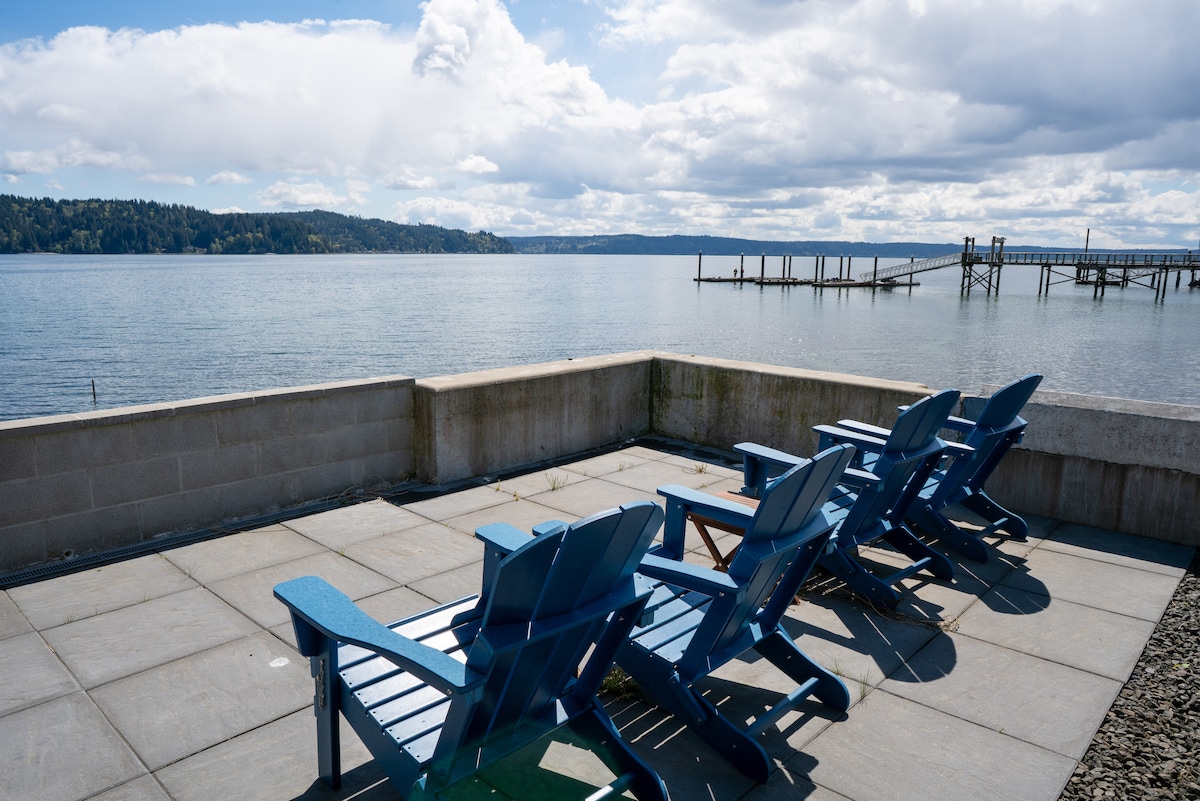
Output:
left=686, top=694, right=773, bottom=784
left=819, top=548, right=902, bottom=609
left=881, top=524, right=954, bottom=580
left=909, top=504, right=991, bottom=563
left=570, top=708, right=669, bottom=801
left=618, top=654, right=772, bottom=784
left=755, top=629, right=850, bottom=712
left=311, top=651, right=342, bottom=790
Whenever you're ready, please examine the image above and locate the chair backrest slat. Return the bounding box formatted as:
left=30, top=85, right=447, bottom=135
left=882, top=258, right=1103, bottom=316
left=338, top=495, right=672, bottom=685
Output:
left=680, top=445, right=853, bottom=671
left=465, top=501, right=663, bottom=744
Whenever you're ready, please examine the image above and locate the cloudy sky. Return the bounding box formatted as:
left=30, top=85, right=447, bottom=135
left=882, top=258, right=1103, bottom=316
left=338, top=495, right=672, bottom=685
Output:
left=2, top=0, right=1198, bottom=247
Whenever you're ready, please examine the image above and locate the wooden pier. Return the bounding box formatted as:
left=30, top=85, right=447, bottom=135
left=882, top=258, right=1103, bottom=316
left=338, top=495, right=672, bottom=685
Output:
left=861, top=235, right=1199, bottom=301
left=694, top=252, right=919, bottom=290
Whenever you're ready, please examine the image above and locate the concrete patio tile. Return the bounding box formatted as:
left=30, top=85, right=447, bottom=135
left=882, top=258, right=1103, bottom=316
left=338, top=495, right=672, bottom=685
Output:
left=657, top=453, right=742, bottom=480
left=0, top=692, right=145, bottom=801
left=801, top=690, right=1076, bottom=801
left=92, top=631, right=310, bottom=770
left=43, top=586, right=260, bottom=688
left=438, top=495, right=577, bottom=538
left=742, top=765, right=853, bottom=801
left=88, top=775, right=172, bottom=801
left=779, top=592, right=941, bottom=687
left=8, top=554, right=196, bottom=630
left=156, top=708, right=388, bottom=801
left=400, top=484, right=514, bottom=524
left=351, top=584, right=448, bottom=626
left=282, top=499, right=429, bottom=551
left=0, top=631, right=80, bottom=716
left=208, top=550, right=397, bottom=630
left=601, top=458, right=738, bottom=494
left=1042, top=522, right=1194, bottom=576
left=517, top=477, right=660, bottom=520
left=161, top=524, right=325, bottom=585
left=560, top=449, right=656, bottom=478
left=343, top=522, right=485, bottom=586
left=605, top=696, right=757, bottom=801
left=1002, top=547, right=1183, bottom=621
left=884, top=633, right=1122, bottom=759
left=487, top=467, right=590, bottom=499
left=886, top=547, right=1035, bottom=625
left=0, top=589, right=31, bottom=640
left=409, top=561, right=485, bottom=605
left=957, top=585, right=1158, bottom=681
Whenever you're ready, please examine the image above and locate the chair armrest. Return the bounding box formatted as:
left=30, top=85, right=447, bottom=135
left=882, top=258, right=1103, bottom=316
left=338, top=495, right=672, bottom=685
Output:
left=657, top=484, right=756, bottom=528
left=943, top=441, right=975, bottom=458
left=814, top=424, right=888, bottom=453
left=839, top=466, right=882, bottom=490
left=638, top=553, right=741, bottom=598
left=833, top=419, right=893, bottom=439
left=656, top=484, right=755, bottom=559
left=274, top=576, right=482, bottom=692
left=476, top=521, right=568, bottom=599
left=475, top=522, right=535, bottom=554
left=734, top=442, right=807, bottom=497
left=940, top=414, right=977, bottom=433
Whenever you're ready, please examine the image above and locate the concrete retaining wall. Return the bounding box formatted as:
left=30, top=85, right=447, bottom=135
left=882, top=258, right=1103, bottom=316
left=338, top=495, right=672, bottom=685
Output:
left=650, top=354, right=933, bottom=455
left=2, top=353, right=1197, bottom=575
left=981, top=389, right=1200, bottom=546
left=0, top=378, right=414, bottom=573
left=413, top=353, right=652, bottom=485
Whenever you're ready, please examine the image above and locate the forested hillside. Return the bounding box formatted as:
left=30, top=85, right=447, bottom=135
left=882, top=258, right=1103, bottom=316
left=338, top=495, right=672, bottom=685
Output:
left=0, top=195, right=514, bottom=255
left=508, top=233, right=961, bottom=257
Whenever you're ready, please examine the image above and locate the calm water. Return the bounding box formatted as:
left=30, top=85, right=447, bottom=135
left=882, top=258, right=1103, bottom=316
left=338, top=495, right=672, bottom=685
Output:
left=1, top=253, right=1197, bottom=421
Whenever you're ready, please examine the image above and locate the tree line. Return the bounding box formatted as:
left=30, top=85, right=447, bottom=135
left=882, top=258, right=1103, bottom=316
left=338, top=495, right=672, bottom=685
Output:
left=0, top=195, right=514, bottom=255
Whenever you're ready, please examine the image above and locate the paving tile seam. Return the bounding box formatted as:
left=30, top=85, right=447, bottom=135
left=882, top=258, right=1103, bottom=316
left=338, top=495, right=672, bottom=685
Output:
left=319, top=548, right=426, bottom=591
left=84, top=630, right=296, bottom=701
left=74, top=690, right=157, bottom=790
left=869, top=684, right=1091, bottom=762
left=146, top=707, right=312, bottom=777
left=1029, top=537, right=1195, bottom=581
left=993, top=571, right=1187, bottom=625
left=29, top=580, right=210, bottom=634
left=81, top=774, right=171, bottom=801
left=947, top=625, right=1151, bottom=686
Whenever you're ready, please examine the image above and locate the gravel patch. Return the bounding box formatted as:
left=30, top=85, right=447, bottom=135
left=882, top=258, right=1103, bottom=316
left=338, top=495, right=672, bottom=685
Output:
left=1058, top=551, right=1200, bottom=801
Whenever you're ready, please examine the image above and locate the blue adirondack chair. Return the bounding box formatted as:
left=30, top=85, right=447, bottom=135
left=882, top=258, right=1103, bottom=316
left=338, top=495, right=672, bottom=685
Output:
left=615, top=444, right=856, bottom=783
left=737, top=388, right=962, bottom=609
left=842, top=374, right=1043, bottom=562
left=274, top=501, right=669, bottom=801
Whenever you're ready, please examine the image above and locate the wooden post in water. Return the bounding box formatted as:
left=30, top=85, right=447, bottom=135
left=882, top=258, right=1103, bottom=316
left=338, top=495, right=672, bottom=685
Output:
left=697, top=252, right=702, bottom=280
left=739, top=253, right=744, bottom=280
left=760, top=253, right=765, bottom=282
left=872, top=256, right=878, bottom=283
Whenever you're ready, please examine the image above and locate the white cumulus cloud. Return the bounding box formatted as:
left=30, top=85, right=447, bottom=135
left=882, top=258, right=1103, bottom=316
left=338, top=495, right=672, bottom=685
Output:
left=207, top=170, right=254, bottom=185
left=0, top=0, right=1198, bottom=245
